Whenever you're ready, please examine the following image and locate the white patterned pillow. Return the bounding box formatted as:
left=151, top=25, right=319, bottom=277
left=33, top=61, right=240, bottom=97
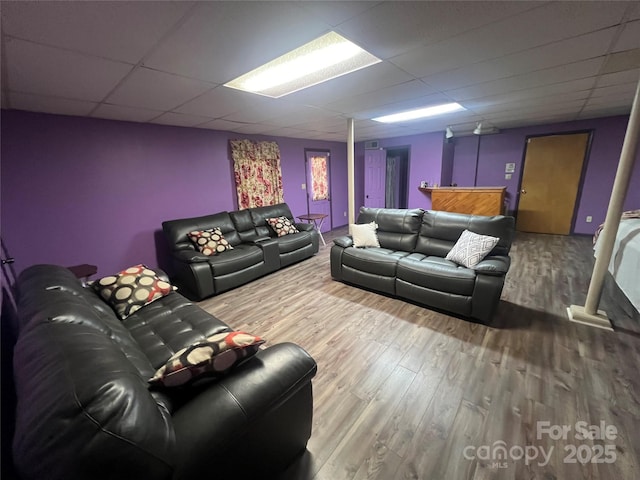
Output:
left=266, top=216, right=299, bottom=237
left=188, top=227, right=233, bottom=256
left=446, top=229, right=499, bottom=268
left=351, top=222, right=380, bottom=248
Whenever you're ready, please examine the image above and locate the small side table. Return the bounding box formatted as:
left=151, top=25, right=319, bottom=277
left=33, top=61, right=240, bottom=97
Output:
left=297, top=213, right=328, bottom=246
left=68, top=264, right=97, bottom=285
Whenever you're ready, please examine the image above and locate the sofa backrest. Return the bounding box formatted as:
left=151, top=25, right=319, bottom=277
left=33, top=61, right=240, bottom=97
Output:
left=357, top=207, right=423, bottom=251
left=162, top=211, right=241, bottom=251
left=229, top=209, right=260, bottom=242
left=13, top=265, right=175, bottom=480
left=415, top=210, right=515, bottom=257
left=249, top=203, right=295, bottom=238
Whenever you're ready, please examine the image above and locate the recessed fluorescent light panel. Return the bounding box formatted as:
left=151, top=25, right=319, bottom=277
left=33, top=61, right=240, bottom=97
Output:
left=373, top=103, right=466, bottom=123
left=224, top=31, right=381, bottom=98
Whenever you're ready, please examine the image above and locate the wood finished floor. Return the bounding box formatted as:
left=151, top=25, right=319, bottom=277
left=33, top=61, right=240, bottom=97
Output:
left=199, top=228, right=640, bottom=480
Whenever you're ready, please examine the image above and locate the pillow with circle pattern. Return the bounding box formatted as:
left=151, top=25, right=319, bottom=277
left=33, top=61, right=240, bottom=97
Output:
left=148, top=331, right=265, bottom=388
left=266, top=216, right=299, bottom=237
left=92, top=264, right=176, bottom=320
left=187, top=227, right=233, bottom=256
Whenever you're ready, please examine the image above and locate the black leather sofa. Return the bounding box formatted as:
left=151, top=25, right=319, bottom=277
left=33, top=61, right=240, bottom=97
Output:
left=11, top=264, right=317, bottom=480
left=163, top=203, right=319, bottom=301
left=331, top=208, right=515, bottom=323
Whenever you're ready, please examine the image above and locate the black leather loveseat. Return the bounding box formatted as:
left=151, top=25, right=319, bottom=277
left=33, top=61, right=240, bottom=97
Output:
left=163, top=203, right=319, bottom=301
left=331, top=208, right=515, bottom=323
left=11, top=264, right=317, bottom=480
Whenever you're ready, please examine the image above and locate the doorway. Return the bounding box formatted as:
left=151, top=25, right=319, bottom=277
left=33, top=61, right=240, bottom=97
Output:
left=516, top=132, right=590, bottom=234
left=364, top=147, right=410, bottom=209
left=304, top=149, right=332, bottom=232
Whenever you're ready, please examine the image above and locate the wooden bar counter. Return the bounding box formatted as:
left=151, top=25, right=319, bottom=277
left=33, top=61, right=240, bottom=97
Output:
left=419, top=186, right=506, bottom=216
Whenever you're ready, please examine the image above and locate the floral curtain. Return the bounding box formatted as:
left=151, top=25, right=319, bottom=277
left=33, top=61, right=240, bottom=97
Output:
left=311, top=155, right=329, bottom=201
left=230, top=139, right=284, bottom=209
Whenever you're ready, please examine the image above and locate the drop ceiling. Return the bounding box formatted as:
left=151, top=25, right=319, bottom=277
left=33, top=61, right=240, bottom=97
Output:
left=1, top=1, right=639, bottom=142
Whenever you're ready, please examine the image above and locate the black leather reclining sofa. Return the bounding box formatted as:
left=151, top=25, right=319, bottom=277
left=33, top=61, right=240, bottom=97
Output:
left=331, top=207, right=515, bottom=323
left=163, top=203, right=319, bottom=301
left=12, top=264, right=317, bottom=480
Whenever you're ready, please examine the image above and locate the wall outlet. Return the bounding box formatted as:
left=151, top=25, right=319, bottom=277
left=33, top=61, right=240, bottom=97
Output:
left=586, top=216, right=593, bottom=223
left=343, top=211, right=347, bottom=217
left=505, top=173, right=512, bottom=180
left=301, top=183, right=306, bottom=190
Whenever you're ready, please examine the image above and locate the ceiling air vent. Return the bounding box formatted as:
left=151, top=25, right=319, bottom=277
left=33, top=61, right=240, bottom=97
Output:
left=364, top=140, right=380, bottom=149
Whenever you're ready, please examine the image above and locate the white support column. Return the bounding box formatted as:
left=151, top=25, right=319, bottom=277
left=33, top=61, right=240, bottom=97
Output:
left=568, top=76, right=640, bottom=330
left=347, top=118, right=355, bottom=226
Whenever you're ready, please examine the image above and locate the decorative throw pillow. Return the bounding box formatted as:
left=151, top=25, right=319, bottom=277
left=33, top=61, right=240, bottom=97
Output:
left=266, top=216, right=299, bottom=237
left=92, top=264, right=176, bottom=320
left=188, top=227, right=233, bottom=256
left=149, top=331, right=265, bottom=388
left=351, top=221, right=380, bottom=248
left=445, top=229, right=500, bottom=268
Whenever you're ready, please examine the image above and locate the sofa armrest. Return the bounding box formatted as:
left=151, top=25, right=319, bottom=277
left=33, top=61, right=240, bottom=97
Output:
left=172, top=249, right=210, bottom=263
left=296, top=223, right=314, bottom=233
left=474, top=255, right=511, bottom=276
left=172, top=343, right=317, bottom=477
left=333, top=235, right=353, bottom=248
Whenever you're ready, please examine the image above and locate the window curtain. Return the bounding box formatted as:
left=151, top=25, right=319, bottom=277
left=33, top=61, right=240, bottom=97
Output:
left=310, top=156, right=329, bottom=201
left=230, top=139, right=284, bottom=209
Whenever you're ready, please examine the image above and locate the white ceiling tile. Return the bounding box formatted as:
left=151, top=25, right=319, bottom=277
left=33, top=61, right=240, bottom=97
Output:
left=150, top=112, right=214, bottom=127
left=613, top=20, right=640, bottom=52
left=298, top=1, right=378, bottom=27
left=577, top=106, right=631, bottom=119
left=600, top=48, right=640, bottom=74
left=596, top=69, right=640, bottom=87
left=91, top=104, right=163, bottom=123
left=446, top=58, right=603, bottom=101
left=325, top=80, right=437, bottom=115
left=230, top=123, right=279, bottom=135
left=5, top=38, right=133, bottom=101
left=144, top=2, right=331, bottom=84
left=590, top=82, right=638, bottom=99
left=8, top=92, right=97, bottom=116
left=337, top=1, right=543, bottom=59
left=392, top=1, right=628, bottom=78
left=1, top=1, right=192, bottom=64
left=353, top=92, right=454, bottom=120
left=422, top=27, right=616, bottom=91
left=196, top=119, right=251, bottom=132
left=106, top=67, right=214, bottom=110
left=468, top=91, right=590, bottom=115
left=175, top=85, right=271, bottom=118
left=585, top=92, right=635, bottom=107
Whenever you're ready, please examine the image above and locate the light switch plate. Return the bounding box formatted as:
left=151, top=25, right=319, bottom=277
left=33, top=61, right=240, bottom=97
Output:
left=301, top=183, right=306, bottom=190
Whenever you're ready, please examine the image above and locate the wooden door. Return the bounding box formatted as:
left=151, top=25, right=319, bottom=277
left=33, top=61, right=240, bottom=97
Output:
left=516, top=133, right=589, bottom=234
left=364, top=149, right=386, bottom=208
left=305, top=150, right=332, bottom=232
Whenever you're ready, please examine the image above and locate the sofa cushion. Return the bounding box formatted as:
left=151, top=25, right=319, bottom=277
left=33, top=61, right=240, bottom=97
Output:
left=206, top=244, right=264, bottom=276
left=351, top=222, right=380, bottom=248
left=274, top=230, right=313, bottom=254
left=188, top=228, right=233, bottom=256
left=149, top=331, right=264, bottom=388
left=397, top=254, right=476, bottom=296
left=342, top=248, right=408, bottom=277
left=446, top=229, right=500, bottom=268
left=92, top=264, right=176, bottom=320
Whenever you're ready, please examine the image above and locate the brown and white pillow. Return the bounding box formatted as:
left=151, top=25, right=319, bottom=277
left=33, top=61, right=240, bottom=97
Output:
left=149, top=331, right=265, bottom=388
left=446, top=229, right=499, bottom=268
left=266, top=216, right=299, bottom=237
left=92, top=264, right=176, bottom=320
left=188, top=227, right=233, bottom=256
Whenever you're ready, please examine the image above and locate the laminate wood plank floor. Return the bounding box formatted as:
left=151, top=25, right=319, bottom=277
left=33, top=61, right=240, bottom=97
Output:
left=199, top=229, right=640, bottom=480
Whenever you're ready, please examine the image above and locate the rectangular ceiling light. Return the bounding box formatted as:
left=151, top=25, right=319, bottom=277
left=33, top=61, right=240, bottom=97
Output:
left=372, top=103, right=466, bottom=123
left=224, top=31, right=381, bottom=98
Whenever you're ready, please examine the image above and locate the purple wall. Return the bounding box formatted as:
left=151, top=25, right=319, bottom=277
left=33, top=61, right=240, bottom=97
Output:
left=357, top=132, right=445, bottom=210
left=457, top=115, right=640, bottom=234
left=440, top=139, right=455, bottom=187
left=1, top=110, right=346, bottom=277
